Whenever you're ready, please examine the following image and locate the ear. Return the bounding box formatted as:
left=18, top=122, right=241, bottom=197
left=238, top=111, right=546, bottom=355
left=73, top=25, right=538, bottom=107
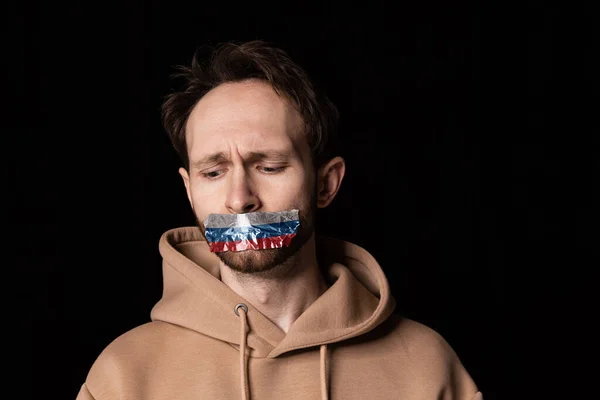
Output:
left=179, top=167, right=193, bottom=207
left=316, top=156, right=346, bottom=208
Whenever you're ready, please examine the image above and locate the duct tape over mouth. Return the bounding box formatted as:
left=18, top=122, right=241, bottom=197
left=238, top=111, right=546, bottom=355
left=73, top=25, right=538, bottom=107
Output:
left=203, top=209, right=300, bottom=253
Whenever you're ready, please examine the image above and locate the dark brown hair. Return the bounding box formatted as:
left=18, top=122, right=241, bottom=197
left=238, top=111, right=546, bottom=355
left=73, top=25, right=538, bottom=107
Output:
left=161, top=40, right=339, bottom=170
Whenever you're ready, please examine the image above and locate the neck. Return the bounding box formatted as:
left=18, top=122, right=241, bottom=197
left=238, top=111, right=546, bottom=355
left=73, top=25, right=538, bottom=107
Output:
left=220, top=237, right=328, bottom=333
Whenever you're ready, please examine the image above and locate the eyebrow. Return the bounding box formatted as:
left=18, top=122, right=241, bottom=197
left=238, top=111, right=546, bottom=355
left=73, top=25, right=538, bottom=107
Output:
left=191, top=152, right=229, bottom=169
left=190, top=150, right=293, bottom=169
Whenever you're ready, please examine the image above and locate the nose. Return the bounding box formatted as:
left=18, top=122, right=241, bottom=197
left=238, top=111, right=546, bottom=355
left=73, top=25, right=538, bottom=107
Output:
left=225, top=169, right=261, bottom=214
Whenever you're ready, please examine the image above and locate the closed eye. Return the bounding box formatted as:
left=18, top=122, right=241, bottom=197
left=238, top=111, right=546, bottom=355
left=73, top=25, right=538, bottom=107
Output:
left=201, top=169, right=225, bottom=179
left=258, top=166, right=287, bottom=174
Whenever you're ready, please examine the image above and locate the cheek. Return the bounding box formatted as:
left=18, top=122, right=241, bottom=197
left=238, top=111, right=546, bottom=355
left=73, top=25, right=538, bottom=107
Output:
left=189, top=178, right=223, bottom=200
left=263, top=173, right=313, bottom=205
left=188, top=180, right=224, bottom=216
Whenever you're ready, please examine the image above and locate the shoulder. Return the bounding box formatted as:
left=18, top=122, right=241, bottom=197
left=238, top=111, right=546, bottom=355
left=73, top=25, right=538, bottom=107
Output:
left=82, top=321, right=199, bottom=398
left=87, top=319, right=211, bottom=367
left=381, top=314, right=468, bottom=370
left=385, top=314, right=458, bottom=358
left=344, top=313, right=465, bottom=369
left=84, top=321, right=168, bottom=370
left=376, top=314, right=481, bottom=398
left=88, top=321, right=173, bottom=365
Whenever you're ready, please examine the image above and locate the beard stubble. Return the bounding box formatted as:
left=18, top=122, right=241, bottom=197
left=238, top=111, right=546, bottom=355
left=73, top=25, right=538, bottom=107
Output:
left=195, top=196, right=317, bottom=274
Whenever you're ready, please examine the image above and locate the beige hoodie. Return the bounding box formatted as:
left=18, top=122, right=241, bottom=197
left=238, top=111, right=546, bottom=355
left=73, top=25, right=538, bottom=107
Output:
left=76, top=227, right=482, bottom=400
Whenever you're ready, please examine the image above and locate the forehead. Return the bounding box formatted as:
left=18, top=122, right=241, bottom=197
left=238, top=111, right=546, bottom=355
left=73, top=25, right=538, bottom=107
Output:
left=185, top=80, right=306, bottom=160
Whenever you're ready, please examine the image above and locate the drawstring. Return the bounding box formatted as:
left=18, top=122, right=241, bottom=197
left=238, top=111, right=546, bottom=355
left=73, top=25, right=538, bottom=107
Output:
left=235, top=303, right=330, bottom=400
left=235, top=303, right=250, bottom=400
left=320, top=344, right=329, bottom=400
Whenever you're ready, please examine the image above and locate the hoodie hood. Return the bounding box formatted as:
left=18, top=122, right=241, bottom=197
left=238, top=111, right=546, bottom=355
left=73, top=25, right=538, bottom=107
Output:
left=150, top=226, right=396, bottom=358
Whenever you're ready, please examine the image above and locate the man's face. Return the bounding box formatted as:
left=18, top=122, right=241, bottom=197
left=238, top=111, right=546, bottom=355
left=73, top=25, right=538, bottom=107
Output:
left=179, top=80, right=317, bottom=273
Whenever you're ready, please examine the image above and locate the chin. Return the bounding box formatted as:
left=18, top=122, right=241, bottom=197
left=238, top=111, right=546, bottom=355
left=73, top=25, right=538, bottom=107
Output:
left=216, top=247, right=293, bottom=274
left=216, top=228, right=313, bottom=274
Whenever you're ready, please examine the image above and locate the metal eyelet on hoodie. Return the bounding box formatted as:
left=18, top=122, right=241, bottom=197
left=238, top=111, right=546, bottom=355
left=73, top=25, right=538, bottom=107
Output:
left=234, top=303, right=248, bottom=316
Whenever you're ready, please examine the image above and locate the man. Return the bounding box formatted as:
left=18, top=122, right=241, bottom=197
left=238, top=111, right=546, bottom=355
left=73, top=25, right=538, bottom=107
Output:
left=76, top=40, right=482, bottom=400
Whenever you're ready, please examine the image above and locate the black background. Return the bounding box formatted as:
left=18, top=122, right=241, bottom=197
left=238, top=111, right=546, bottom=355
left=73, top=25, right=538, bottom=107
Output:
left=11, top=1, right=597, bottom=399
